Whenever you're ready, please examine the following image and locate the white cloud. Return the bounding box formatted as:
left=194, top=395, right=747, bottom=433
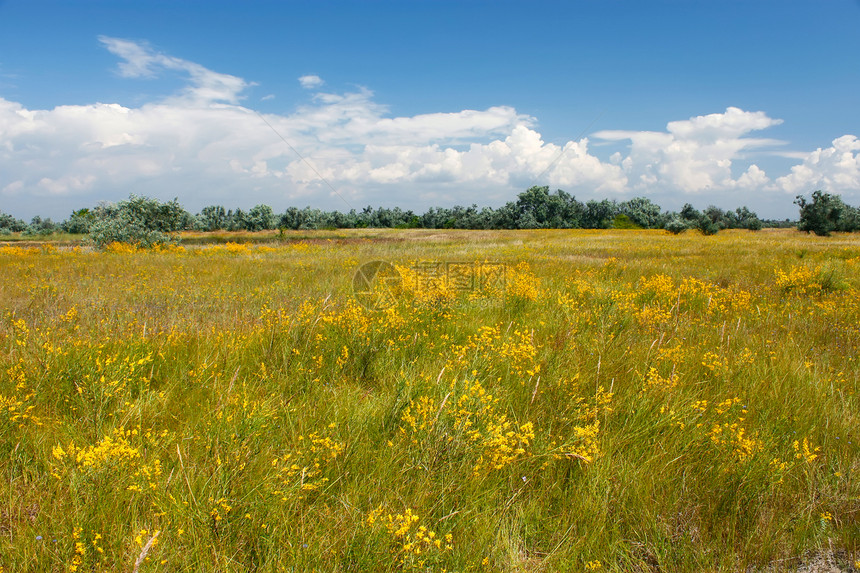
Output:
left=298, top=75, right=324, bottom=89
left=38, top=174, right=96, bottom=195
left=1, top=180, right=23, bottom=195
left=666, top=107, right=781, bottom=140
left=775, top=135, right=860, bottom=195
left=0, top=39, right=858, bottom=220
left=737, top=164, right=769, bottom=189
left=98, top=36, right=251, bottom=105
left=594, top=107, right=786, bottom=194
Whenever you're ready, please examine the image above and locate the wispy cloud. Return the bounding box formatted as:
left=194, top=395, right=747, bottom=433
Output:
left=98, top=36, right=251, bottom=105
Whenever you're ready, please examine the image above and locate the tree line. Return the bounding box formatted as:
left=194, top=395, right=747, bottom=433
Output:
left=0, top=187, right=857, bottom=247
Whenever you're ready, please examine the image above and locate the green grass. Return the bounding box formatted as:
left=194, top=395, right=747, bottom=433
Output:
left=0, top=229, right=858, bottom=572
left=0, top=232, right=86, bottom=244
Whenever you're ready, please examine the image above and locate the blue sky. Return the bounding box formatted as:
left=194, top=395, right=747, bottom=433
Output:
left=1, top=0, right=859, bottom=220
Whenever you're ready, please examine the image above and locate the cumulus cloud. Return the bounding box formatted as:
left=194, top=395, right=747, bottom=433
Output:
left=594, top=107, right=786, bottom=193
left=0, top=38, right=858, bottom=219
left=298, top=75, right=324, bottom=89
left=737, top=164, right=769, bottom=189
left=775, top=135, right=860, bottom=195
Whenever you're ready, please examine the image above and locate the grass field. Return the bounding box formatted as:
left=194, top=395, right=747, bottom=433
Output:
left=1, top=228, right=858, bottom=572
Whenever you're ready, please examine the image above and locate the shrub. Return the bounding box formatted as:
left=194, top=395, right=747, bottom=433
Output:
left=664, top=216, right=689, bottom=235
left=23, top=216, right=59, bottom=236
left=696, top=217, right=720, bottom=236
left=612, top=214, right=641, bottom=229
left=89, top=195, right=188, bottom=249
left=733, top=206, right=763, bottom=231
left=619, top=197, right=663, bottom=229
left=62, top=209, right=96, bottom=234
left=0, top=211, right=27, bottom=233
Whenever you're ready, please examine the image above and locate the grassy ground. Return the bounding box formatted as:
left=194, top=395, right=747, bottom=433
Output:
left=0, top=229, right=858, bottom=572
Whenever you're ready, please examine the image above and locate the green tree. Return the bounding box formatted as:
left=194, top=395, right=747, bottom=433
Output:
left=0, top=211, right=27, bottom=233
left=199, top=205, right=227, bottom=231
left=680, top=203, right=702, bottom=223
left=619, top=197, right=663, bottom=228
left=795, top=191, right=845, bottom=236
left=732, top=206, right=763, bottom=231
left=837, top=203, right=860, bottom=232
left=582, top=199, right=616, bottom=229
left=511, top=186, right=585, bottom=228
left=703, top=206, right=730, bottom=230
left=89, top=195, right=189, bottom=248
left=62, top=208, right=96, bottom=234
left=246, top=204, right=276, bottom=231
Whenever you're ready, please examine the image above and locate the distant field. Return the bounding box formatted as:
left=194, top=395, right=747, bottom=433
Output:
left=1, top=229, right=858, bottom=572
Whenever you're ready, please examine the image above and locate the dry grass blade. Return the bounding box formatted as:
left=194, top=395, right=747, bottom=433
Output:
left=132, top=531, right=159, bottom=573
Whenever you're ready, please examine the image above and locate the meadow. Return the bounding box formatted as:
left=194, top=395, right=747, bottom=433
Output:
left=0, top=228, right=858, bottom=572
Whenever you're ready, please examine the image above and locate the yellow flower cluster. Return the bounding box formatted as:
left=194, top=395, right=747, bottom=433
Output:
left=701, top=351, right=728, bottom=375
left=546, top=383, right=612, bottom=465
left=397, top=263, right=458, bottom=307
left=52, top=427, right=142, bottom=473
left=400, top=395, right=439, bottom=444
left=642, top=366, right=678, bottom=392
left=128, top=459, right=163, bottom=493
left=455, top=379, right=534, bottom=474
left=209, top=497, right=233, bottom=523
left=271, top=427, right=345, bottom=501
left=397, top=376, right=536, bottom=475
left=698, top=398, right=763, bottom=463
left=793, top=437, right=820, bottom=464
left=152, top=243, right=186, bottom=254
left=775, top=265, right=822, bottom=295
left=560, top=421, right=602, bottom=464
left=0, top=245, right=42, bottom=257
left=0, top=360, right=40, bottom=429
left=366, top=507, right=452, bottom=563
left=692, top=284, right=752, bottom=316
left=448, top=325, right=538, bottom=381
left=216, top=242, right=253, bottom=255
left=636, top=305, right=674, bottom=331
left=104, top=241, right=142, bottom=254
left=639, top=273, right=675, bottom=297
left=68, top=527, right=86, bottom=572
left=506, top=261, right=541, bottom=301
left=709, top=422, right=762, bottom=462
